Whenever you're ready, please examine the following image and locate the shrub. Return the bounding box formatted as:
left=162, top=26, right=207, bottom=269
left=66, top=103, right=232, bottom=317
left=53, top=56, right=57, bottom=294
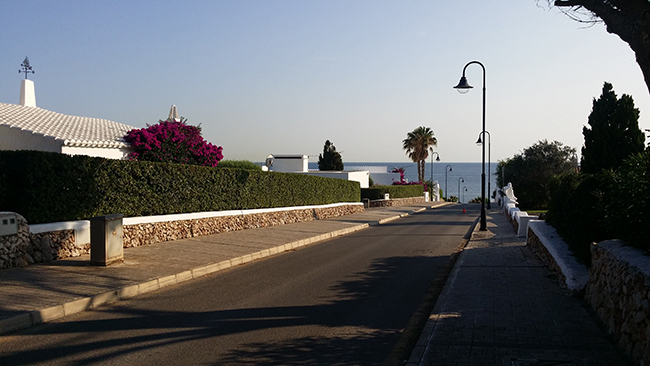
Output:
left=0, top=151, right=360, bottom=224
left=547, top=151, right=650, bottom=264
left=216, top=160, right=262, bottom=170
left=361, top=184, right=424, bottom=200
left=124, top=119, right=223, bottom=167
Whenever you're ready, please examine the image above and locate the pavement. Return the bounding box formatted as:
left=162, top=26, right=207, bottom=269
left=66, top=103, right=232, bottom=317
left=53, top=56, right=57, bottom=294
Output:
left=0, top=202, right=634, bottom=366
left=0, top=201, right=449, bottom=336
left=407, top=207, right=634, bottom=366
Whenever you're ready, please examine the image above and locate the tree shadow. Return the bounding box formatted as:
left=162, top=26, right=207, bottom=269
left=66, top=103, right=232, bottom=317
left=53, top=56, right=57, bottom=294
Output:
left=0, top=254, right=455, bottom=365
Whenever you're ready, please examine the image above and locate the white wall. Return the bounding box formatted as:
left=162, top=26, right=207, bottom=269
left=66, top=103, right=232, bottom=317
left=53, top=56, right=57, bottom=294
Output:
left=0, top=125, right=62, bottom=152
left=62, top=145, right=131, bottom=159
left=369, top=172, right=401, bottom=186
left=272, top=155, right=309, bottom=172
left=300, top=171, right=369, bottom=188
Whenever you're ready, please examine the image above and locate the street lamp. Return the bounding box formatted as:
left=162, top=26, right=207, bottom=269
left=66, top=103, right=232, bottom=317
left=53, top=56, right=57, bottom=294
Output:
left=430, top=150, right=440, bottom=183
left=455, top=60, right=487, bottom=231
left=477, top=130, right=491, bottom=209
left=458, top=177, right=464, bottom=203
left=463, top=186, right=468, bottom=204
left=445, top=164, right=452, bottom=200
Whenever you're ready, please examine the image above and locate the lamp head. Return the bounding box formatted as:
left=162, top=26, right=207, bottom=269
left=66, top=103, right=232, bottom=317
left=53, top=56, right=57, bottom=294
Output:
left=436, top=156, right=440, bottom=162
left=454, top=76, right=473, bottom=94
left=476, top=136, right=483, bottom=146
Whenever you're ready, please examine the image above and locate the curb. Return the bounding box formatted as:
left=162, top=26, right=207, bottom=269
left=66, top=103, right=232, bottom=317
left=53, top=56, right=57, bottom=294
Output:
left=0, top=205, right=437, bottom=336
left=405, top=216, right=480, bottom=366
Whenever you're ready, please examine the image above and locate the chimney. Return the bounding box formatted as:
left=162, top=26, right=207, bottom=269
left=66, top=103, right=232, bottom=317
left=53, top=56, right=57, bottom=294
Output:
left=20, top=79, right=36, bottom=107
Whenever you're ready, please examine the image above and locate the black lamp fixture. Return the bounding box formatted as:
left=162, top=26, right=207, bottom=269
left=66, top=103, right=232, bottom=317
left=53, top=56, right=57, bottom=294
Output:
left=454, top=60, right=487, bottom=231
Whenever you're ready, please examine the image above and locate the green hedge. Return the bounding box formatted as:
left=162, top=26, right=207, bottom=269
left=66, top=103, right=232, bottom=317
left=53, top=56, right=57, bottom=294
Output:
left=361, top=184, right=424, bottom=200
left=547, top=151, right=650, bottom=264
left=0, top=151, right=360, bottom=224
left=215, top=159, right=262, bottom=170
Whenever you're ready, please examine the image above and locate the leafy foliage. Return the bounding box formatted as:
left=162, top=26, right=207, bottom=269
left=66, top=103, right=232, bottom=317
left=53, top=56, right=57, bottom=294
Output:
left=216, top=160, right=262, bottom=170
left=496, top=140, right=577, bottom=209
left=547, top=151, right=650, bottom=263
left=402, top=126, right=437, bottom=183
left=581, top=82, right=645, bottom=174
left=0, top=151, right=360, bottom=224
left=124, top=118, right=224, bottom=167
left=318, top=140, right=344, bottom=171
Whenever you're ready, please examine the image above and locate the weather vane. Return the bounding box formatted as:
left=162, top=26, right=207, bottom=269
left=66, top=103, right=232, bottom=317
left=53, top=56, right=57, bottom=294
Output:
left=19, top=56, right=35, bottom=79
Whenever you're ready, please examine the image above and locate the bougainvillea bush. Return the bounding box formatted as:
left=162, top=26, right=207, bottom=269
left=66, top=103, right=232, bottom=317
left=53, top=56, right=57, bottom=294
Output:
left=124, top=119, right=223, bottom=167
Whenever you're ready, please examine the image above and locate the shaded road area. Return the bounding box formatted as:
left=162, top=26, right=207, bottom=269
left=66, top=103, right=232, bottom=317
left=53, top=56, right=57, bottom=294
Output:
left=0, top=204, right=478, bottom=365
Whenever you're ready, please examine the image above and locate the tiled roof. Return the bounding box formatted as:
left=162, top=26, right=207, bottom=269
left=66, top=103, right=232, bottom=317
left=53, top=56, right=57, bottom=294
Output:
left=0, top=102, right=137, bottom=148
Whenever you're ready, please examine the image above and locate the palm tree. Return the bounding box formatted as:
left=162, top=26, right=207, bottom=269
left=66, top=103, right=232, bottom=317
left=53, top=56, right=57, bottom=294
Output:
left=402, top=126, right=438, bottom=183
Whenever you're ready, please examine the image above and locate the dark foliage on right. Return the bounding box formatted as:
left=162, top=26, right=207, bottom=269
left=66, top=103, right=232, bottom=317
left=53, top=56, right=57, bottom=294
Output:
left=581, top=82, right=645, bottom=174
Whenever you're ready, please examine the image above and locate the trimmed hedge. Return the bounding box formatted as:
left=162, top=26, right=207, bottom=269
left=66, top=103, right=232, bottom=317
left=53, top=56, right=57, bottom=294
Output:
left=361, top=185, right=424, bottom=200
left=0, top=151, right=360, bottom=224
left=216, top=159, right=262, bottom=170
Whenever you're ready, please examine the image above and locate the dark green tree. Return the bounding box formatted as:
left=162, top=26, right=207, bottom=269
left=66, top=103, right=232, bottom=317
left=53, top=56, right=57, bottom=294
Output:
left=496, top=140, right=577, bottom=209
left=581, top=82, right=645, bottom=174
left=318, top=140, right=344, bottom=171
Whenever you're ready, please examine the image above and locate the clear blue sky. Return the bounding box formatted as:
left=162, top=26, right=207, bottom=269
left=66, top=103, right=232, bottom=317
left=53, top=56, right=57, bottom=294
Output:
left=1, top=1, right=648, bottom=163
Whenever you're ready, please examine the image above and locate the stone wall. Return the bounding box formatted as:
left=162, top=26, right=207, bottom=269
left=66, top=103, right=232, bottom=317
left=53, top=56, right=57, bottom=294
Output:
left=585, top=240, right=650, bottom=365
left=527, top=226, right=568, bottom=290
left=0, top=204, right=364, bottom=269
left=368, top=196, right=424, bottom=208
left=0, top=214, right=89, bottom=269
left=123, top=204, right=364, bottom=248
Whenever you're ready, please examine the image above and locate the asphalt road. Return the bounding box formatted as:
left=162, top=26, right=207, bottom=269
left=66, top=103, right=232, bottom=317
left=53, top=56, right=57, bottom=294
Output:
left=0, top=204, right=479, bottom=366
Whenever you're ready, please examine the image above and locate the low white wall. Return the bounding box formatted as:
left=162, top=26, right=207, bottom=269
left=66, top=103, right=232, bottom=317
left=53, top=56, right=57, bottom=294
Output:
left=301, top=171, right=369, bottom=188
left=527, top=220, right=589, bottom=292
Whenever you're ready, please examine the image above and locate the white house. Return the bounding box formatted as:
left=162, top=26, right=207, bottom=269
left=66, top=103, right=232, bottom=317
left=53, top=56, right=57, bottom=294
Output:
left=268, top=154, right=370, bottom=188
left=0, top=79, right=136, bottom=159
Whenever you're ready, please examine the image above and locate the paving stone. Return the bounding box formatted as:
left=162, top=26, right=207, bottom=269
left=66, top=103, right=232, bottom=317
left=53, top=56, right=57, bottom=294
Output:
left=415, top=209, right=633, bottom=366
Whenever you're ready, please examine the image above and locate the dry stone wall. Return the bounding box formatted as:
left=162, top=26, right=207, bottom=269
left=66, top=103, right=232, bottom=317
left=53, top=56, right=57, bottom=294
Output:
left=123, top=205, right=364, bottom=248
left=0, top=204, right=364, bottom=269
left=368, top=196, right=424, bottom=208
left=586, top=240, right=650, bottom=365
left=0, top=214, right=88, bottom=269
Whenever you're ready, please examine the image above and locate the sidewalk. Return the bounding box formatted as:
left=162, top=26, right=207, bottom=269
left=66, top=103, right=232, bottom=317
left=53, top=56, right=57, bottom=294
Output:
left=0, top=201, right=449, bottom=336
left=408, top=208, right=633, bottom=366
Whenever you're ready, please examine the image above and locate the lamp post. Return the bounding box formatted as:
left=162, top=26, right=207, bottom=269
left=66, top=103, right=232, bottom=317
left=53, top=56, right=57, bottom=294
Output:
left=455, top=60, right=487, bottom=231
left=476, top=130, right=491, bottom=209
left=463, top=186, right=467, bottom=204
left=444, top=164, right=452, bottom=200
left=430, top=150, right=440, bottom=183
left=458, top=177, right=464, bottom=203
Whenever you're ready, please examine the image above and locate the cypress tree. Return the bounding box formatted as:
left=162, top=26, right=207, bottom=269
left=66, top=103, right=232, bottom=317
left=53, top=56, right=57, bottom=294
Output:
left=581, top=82, right=645, bottom=174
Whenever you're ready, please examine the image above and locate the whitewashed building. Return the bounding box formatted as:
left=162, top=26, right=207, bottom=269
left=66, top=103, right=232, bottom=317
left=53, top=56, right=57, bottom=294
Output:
left=0, top=79, right=135, bottom=159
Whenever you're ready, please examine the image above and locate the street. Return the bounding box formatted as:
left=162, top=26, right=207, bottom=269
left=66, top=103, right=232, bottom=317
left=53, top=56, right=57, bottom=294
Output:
left=0, top=205, right=478, bottom=366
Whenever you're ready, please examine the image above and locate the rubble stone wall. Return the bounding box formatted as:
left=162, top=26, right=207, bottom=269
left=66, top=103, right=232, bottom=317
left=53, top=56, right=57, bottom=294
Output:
left=0, top=204, right=364, bottom=269
left=368, top=196, right=424, bottom=208
left=123, top=204, right=364, bottom=248
left=0, top=214, right=89, bottom=269
left=585, top=240, right=650, bottom=365
left=526, top=227, right=566, bottom=287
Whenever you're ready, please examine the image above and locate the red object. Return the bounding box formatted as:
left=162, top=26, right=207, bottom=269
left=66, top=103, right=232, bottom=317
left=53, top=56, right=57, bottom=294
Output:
left=462, top=208, right=466, bottom=214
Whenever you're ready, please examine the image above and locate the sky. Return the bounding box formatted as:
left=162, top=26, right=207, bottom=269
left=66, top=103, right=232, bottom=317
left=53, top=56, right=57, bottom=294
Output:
left=1, top=1, right=649, bottom=163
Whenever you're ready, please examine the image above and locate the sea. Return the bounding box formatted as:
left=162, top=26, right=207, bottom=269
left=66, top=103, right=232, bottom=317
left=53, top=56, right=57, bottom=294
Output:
left=308, top=162, right=499, bottom=204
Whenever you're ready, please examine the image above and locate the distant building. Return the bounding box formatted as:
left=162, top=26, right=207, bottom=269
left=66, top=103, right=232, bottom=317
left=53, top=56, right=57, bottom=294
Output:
left=0, top=79, right=135, bottom=159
